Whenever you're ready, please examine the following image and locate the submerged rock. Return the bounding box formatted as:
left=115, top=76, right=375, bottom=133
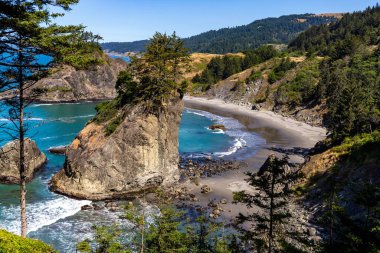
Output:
left=51, top=97, right=183, bottom=200
left=0, top=139, right=46, bottom=184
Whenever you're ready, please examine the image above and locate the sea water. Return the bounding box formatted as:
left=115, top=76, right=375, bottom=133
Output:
left=0, top=102, right=264, bottom=252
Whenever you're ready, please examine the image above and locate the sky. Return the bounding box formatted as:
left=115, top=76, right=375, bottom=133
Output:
left=54, top=0, right=380, bottom=42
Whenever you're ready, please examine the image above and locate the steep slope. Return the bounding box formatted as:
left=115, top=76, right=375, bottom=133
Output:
left=29, top=57, right=128, bottom=102
left=101, top=14, right=339, bottom=54
left=200, top=55, right=326, bottom=126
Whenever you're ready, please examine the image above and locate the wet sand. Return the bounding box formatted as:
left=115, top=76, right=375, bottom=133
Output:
left=181, top=96, right=327, bottom=219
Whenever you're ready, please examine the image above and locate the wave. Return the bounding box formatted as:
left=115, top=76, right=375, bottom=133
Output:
left=184, top=108, right=266, bottom=158
left=30, top=104, right=54, bottom=107
left=54, top=114, right=94, bottom=122
left=39, top=132, right=77, bottom=140
left=0, top=196, right=91, bottom=235
left=0, top=117, right=44, bottom=122
left=214, top=138, right=247, bottom=157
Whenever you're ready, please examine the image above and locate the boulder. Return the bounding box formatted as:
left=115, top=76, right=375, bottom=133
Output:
left=208, top=124, right=226, bottom=131
left=201, top=185, right=212, bottom=194
left=51, top=97, right=183, bottom=200
left=48, top=146, right=67, bottom=155
left=0, top=139, right=46, bottom=184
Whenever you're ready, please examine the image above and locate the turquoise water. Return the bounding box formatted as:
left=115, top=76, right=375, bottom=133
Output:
left=0, top=103, right=264, bottom=252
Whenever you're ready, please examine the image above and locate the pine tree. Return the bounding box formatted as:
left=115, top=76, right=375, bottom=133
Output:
left=233, top=154, right=297, bottom=253
left=0, top=0, right=102, bottom=237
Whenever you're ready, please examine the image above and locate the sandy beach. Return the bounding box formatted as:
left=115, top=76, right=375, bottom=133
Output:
left=181, top=96, right=327, bottom=219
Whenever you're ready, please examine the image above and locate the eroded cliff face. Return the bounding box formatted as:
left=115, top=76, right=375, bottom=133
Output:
left=0, top=138, right=46, bottom=184
left=51, top=98, right=183, bottom=200
left=29, top=58, right=128, bottom=102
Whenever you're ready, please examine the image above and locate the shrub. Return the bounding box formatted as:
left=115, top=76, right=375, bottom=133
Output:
left=0, top=229, right=57, bottom=253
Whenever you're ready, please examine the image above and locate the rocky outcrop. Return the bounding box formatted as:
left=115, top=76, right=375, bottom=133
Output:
left=0, top=139, right=46, bottom=184
left=51, top=97, right=184, bottom=200
left=48, top=146, right=67, bottom=155
left=29, top=57, right=128, bottom=102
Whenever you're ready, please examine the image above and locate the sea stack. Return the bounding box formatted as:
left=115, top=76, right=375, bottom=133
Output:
left=51, top=97, right=183, bottom=200
left=0, top=138, right=47, bottom=184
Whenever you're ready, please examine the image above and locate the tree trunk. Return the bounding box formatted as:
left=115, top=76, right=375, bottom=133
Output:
left=18, top=44, right=27, bottom=238
left=268, top=174, right=275, bottom=253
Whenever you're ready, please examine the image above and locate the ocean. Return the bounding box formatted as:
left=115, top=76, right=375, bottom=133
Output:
left=0, top=102, right=264, bottom=252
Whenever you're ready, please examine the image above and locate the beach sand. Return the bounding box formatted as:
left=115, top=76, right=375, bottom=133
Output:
left=181, top=96, right=327, bottom=219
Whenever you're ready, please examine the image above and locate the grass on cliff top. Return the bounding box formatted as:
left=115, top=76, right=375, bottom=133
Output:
left=0, top=230, right=57, bottom=253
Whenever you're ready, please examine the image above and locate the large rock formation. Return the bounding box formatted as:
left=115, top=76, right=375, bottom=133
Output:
left=0, top=139, right=47, bottom=184
left=29, top=57, right=128, bottom=102
left=51, top=97, right=183, bottom=200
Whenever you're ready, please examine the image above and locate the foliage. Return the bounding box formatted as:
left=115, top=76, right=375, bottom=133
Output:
left=193, top=45, right=278, bottom=89
left=116, top=32, right=190, bottom=112
left=268, top=58, right=297, bottom=84
left=233, top=155, right=299, bottom=252
left=320, top=54, right=380, bottom=140
left=93, top=99, right=121, bottom=124
left=319, top=174, right=380, bottom=253
left=102, top=14, right=337, bottom=54
left=0, top=0, right=102, bottom=237
left=289, top=5, right=380, bottom=59
left=77, top=203, right=233, bottom=253
left=246, top=71, right=262, bottom=84
left=0, top=229, right=57, bottom=253
left=275, top=57, right=319, bottom=107
left=76, top=225, right=129, bottom=253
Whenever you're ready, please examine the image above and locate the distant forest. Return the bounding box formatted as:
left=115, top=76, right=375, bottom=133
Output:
left=101, top=14, right=338, bottom=54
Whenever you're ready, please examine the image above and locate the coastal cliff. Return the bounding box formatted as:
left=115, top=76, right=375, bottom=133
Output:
left=29, top=57, right=128, bottom=102
left=51, top=97, right=183, bottom=200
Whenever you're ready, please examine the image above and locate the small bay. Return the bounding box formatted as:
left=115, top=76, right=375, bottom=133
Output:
left=0, top=102, right=264, bottom=252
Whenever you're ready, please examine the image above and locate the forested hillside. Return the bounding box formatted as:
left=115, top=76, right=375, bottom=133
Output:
left=102, top=14, right=338, bottom=54
left=192, top=6, right=380, bottom=251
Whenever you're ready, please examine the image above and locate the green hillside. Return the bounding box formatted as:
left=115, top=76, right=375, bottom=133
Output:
left=101, top=14, right=338, bottom=54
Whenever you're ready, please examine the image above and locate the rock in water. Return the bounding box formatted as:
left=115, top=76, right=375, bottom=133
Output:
left=208, top=124, right=226, bottom=131
left=51, top=97, right=183, bottom=200
left=0, top=139, right=47, bottom=184
left=48, top=146, right=67, bottom=155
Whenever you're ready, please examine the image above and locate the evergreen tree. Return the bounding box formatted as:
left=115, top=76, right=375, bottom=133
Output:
left=233, top=155, right=297, bottom=253
left=116, top=32, right=190, bottom=113
left=0, top=0, right=102, bottom=237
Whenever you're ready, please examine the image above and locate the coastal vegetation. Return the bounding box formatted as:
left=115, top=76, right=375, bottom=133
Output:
left=0, top=229, right=56, bottom=253
left=101, top=14, right=338, bottom=54
left=0, top=0, right=104, bottom=237
left=93, top=32, right=190, bottom=135
left=192, top=45, right=278, bottom=90
left=1, top=1, right=380, bottom=252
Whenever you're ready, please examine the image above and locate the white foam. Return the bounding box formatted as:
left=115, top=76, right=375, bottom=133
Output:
left=205, top=126, right=225, bottom=134
left=39, top=132, right=77, bottom=140
left=57, top=114, right=94, bottom=121
left=0, top=196, right=91, bottom=235
left=30, top=104, right=53, bottom=107
left=0, top=117, right=44, bottom=122
left=214, top=138, right=247, bottom=157
left=185, top=108, right=266, bottom=157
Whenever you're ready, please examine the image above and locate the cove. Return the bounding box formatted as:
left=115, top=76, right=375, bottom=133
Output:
left=0, top=102, right=264, bottom=252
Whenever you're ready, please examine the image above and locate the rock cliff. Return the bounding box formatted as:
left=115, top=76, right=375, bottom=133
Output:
left=0, top=139, right=47, bottom=184
left=51, top=97, right=183, bottom=200
left=29, top=57, right=128, bottom=102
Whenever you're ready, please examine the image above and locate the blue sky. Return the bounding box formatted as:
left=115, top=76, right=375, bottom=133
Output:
left=55, top=0, right=379, bottom=42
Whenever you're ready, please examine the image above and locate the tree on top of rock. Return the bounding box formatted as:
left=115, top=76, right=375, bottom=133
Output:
left=116, top=32, right=190, bottom=112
